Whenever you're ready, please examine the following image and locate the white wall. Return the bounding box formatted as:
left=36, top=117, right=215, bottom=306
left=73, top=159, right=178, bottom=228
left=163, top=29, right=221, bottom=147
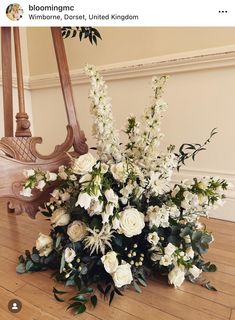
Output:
left=28, top=47, right=235, bottom=221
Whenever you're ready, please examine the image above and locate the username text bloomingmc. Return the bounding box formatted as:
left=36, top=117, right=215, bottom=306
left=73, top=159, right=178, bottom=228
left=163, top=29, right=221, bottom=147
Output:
left=28, top=4, right=139, bottom=21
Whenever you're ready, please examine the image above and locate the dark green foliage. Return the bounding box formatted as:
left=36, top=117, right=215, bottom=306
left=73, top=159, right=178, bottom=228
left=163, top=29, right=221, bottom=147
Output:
left=61, top=27, right=102, bottom=45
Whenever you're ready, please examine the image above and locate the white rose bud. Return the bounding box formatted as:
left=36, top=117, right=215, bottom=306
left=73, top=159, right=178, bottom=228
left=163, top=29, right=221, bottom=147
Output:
left=112, top=262, right=133, bottom=288
left=36, top=233, right=53, bottom=257
left=101, top=251, right=119, bottom=274
left=105, top=189, right=118, bottom=205
left=71, top=153, right=96, bottom=175
left=67, top=220, right=87, bottom=242
left=51, top=208, right=70, bottom=227
left=64, top=247, right=76, bottom=263
left=118, top=208, right=145, bottom=238
left=168, top=265, right=185, bottom=288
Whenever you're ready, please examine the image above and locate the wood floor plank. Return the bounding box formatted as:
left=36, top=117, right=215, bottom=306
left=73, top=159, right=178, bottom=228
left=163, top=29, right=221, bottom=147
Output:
left=230, top=310, right=235, bottom=320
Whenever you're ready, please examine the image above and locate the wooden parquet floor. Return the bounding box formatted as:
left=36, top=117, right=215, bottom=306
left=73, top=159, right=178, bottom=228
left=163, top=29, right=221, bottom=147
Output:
left=0, top=201, right=234, bottom=320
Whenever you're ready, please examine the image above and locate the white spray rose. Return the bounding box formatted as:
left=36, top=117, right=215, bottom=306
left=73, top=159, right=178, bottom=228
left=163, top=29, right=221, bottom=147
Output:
left=67, top=221, right=87, bottom=242
left=110, top=162, right=128, bottom=183
left=75, top=192, right=92, bottom=209
left=112, top=262, right=133, bottom=288
left=51, top=208, right=70, bottom=227
left=168, top=265, right=185, bottom=288
left=147, top=232, right=160, bottom=246
left=160, top=255, right=172, bottom=266
left=118, top=208, right=145, bottom=238
left=71, top=153, right=96, bottom=175
left=189, top=265, right=202, bottom=279
left=36, top=233, right=53, bottom=257
left=64, top=248, right=76, bottom=263
left=101, top=251, right=119, bottom=274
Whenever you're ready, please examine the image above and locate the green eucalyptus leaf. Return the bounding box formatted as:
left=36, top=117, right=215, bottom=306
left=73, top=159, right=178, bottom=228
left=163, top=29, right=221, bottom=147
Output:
left=16, top=263, right=26, bottom=274
left=91, top=295, right=98, bottom=308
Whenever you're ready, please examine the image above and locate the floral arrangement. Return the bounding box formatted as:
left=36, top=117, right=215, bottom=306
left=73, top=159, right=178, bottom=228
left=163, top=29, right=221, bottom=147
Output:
left=17, top=65, right=229, bottom=316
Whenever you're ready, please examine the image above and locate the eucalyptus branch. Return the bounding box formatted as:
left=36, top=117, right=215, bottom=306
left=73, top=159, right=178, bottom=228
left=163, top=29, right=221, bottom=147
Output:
left=61, top=27, right=102, bottom=44
left=175, top=128, right=218, bottom=171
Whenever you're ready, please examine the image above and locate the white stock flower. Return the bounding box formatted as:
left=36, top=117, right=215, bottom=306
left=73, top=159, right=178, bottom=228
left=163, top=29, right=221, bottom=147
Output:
left=51, top=208, right=70, bottom=227
left=147, top=205, right=169, bottom=228
left=36, top=233, right=53, bottom=257
left=64, top=248, right=76, bottom=263
left=23, top=169, right=35, bottom=178
left=147, top=232, right=160, bottom=246
left=118, top=208, right=145, bottom=238
left=112, top=262, right=133, bottom=288
left=110, top=162, right=128, bottom=183
left=20, top=187, right=32, bottom=197
left=67, top=221, right=87, bottom=242
left=164, top=243, right=177, bottom=256
left=189, top=265, right=202, bottom=279
left=71, top=153, right=96, bottom=175
left=75, top=192, right=92, bottom=209
left=168, top=265, right=185, bottom=288
left=171, top=185, right=180, bottom=198
left=101, top=251, right=119, bottom=274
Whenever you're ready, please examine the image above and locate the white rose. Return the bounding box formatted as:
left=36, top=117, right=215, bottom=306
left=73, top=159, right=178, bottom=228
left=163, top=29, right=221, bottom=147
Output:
left=119, top=208, right=145, bottom=238
left=20, top=187, right=32, bottom=197
left=168, top=265, right=185, bottom=287
left=147, top=232, right=160, bottom=246
left=189, top=265, right=202, bottom=279
left=112, top=263, right=133, bottom=288
left=160, top=255, right=172, bottom=266
left=164, top=243, right=177, bottom=256
left=51, top=208, right=70, bottom=227
left=64, top=248, right=76, bottom=263
left=67, top=220, right=87, bottom=242
left=105, top=189, right=118, bottom=205
left=45, top=171, right=57, bottom=182
left=36, top=180, right=46, bottom=191
left=101, top=251, right=118, bottom=274
left=110, top=162, right=128, bottom=183
left=75, top=192, right=92, bottom=209
left=71, top=153, right=96, bottom=175
left=23, top=169, right=35, bottom=178
left=36, top=233, right=53, bottom=257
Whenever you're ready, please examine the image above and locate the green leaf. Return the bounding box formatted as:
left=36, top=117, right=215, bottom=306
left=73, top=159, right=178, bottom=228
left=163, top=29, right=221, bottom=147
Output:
left=53, top=287, right=67, bottom=295
left=133, top=281, right=142, bottom=293
left=55, top=235, right=62, bottom=249
left=79, top=287, right=93, bottom=294
left=138, top=278, right=147, bottom=287
left=16, top=263, right=26, bottom=274
left=75, top=303, right=86, bottom=315
left=60, top=252, right=65, bottom=274
left=91, top=295, right=98, bottom=308
left=54, top=293, right=65, bottom=302
left=25, top=260, right=34, bottom=272
left=202, top=282, right=217, bottom=291
left=109, top=290, right=115, bottom=305
left=104, top=284, right=111, bottom=297
left=18, top=255, right=25, bottom=264
left=97, top=284, right=105, bottom=295
left=114, top=287, right=124, bottom=296
left=67, top=302, right=82, bottom=310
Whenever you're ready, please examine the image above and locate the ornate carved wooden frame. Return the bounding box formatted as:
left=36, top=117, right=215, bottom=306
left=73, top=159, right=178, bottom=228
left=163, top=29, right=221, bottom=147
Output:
left=0, top=27, right=88, bottom=218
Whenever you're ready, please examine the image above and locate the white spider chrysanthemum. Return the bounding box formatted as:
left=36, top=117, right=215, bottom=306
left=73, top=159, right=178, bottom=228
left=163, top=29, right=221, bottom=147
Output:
left=83, top=224, right=114, bottom=255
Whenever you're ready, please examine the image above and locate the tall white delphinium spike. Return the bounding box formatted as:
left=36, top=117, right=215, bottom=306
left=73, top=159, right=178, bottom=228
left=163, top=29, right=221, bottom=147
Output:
left=85, top=65, right=122, bottom=163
